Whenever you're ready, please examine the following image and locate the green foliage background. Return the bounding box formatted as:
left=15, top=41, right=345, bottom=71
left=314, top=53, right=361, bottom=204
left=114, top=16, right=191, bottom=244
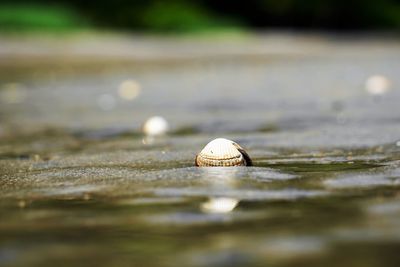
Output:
left=1, top=0, right=400, bottom=32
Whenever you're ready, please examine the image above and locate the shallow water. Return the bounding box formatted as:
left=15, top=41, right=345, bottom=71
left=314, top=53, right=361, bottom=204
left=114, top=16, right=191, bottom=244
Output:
left=1, top=33, right=400, bottom=267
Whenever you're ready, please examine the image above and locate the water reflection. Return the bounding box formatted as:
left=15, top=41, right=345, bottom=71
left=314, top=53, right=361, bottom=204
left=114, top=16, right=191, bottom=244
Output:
left=324, top=170, right=400, bottom=189
left=200, top=197, right=239, bottom=213
left=198, top=167, right=241, bottom=187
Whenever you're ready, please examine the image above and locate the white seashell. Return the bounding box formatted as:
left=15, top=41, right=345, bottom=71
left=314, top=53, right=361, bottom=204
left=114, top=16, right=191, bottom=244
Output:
left=143, top=116, right=169, bottom=136
left=195, top=138, right=252, bottom=167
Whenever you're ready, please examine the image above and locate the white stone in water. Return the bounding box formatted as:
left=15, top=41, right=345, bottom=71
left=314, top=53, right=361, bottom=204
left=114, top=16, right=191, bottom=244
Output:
left=365, top=75, right=391, bottom=95
left=200, top=197, right=239, bottom=213
left=143, top=116, right=169, bottom=136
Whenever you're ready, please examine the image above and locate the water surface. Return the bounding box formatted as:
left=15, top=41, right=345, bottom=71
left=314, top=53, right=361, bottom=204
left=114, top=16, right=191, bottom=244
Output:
left=1, top=33, right=400, bottom=267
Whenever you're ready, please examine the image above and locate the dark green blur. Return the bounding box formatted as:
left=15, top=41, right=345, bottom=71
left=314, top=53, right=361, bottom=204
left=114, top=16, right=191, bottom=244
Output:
left=1, top=0, right=400, bottom=32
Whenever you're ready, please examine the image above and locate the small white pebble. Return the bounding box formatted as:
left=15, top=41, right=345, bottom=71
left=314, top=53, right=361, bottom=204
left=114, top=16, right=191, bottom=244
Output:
left=143, top=116, right=169, bottom=136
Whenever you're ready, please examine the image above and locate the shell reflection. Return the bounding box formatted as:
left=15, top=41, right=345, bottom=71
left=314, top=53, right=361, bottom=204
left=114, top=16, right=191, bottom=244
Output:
left=200, top=197, right=239, bottom=213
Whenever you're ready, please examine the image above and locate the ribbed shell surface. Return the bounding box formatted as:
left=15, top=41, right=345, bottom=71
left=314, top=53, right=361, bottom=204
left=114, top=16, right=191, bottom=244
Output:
left=196, top=138, right=247, bottom=167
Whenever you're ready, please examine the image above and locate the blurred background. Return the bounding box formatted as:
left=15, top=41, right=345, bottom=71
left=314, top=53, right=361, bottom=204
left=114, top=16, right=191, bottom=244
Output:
left=1, top=0, right=400, bottom=33
left=1, top=0, right=400, bottom=134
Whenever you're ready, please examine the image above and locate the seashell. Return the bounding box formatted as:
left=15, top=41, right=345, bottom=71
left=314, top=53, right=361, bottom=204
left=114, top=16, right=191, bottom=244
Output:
left=195, top=138, right=252, bottom=167
left=143, top=116, right=169, bottom=136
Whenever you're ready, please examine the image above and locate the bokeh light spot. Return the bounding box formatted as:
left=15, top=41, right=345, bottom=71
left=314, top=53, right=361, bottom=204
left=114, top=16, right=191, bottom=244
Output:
left=97, top=94, right=116, bottom=111
left=118, top=79, right=141, bottom=100
left=365, top=75, right=391, bottom=95
left=0, top=83, right=27, bottom=104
